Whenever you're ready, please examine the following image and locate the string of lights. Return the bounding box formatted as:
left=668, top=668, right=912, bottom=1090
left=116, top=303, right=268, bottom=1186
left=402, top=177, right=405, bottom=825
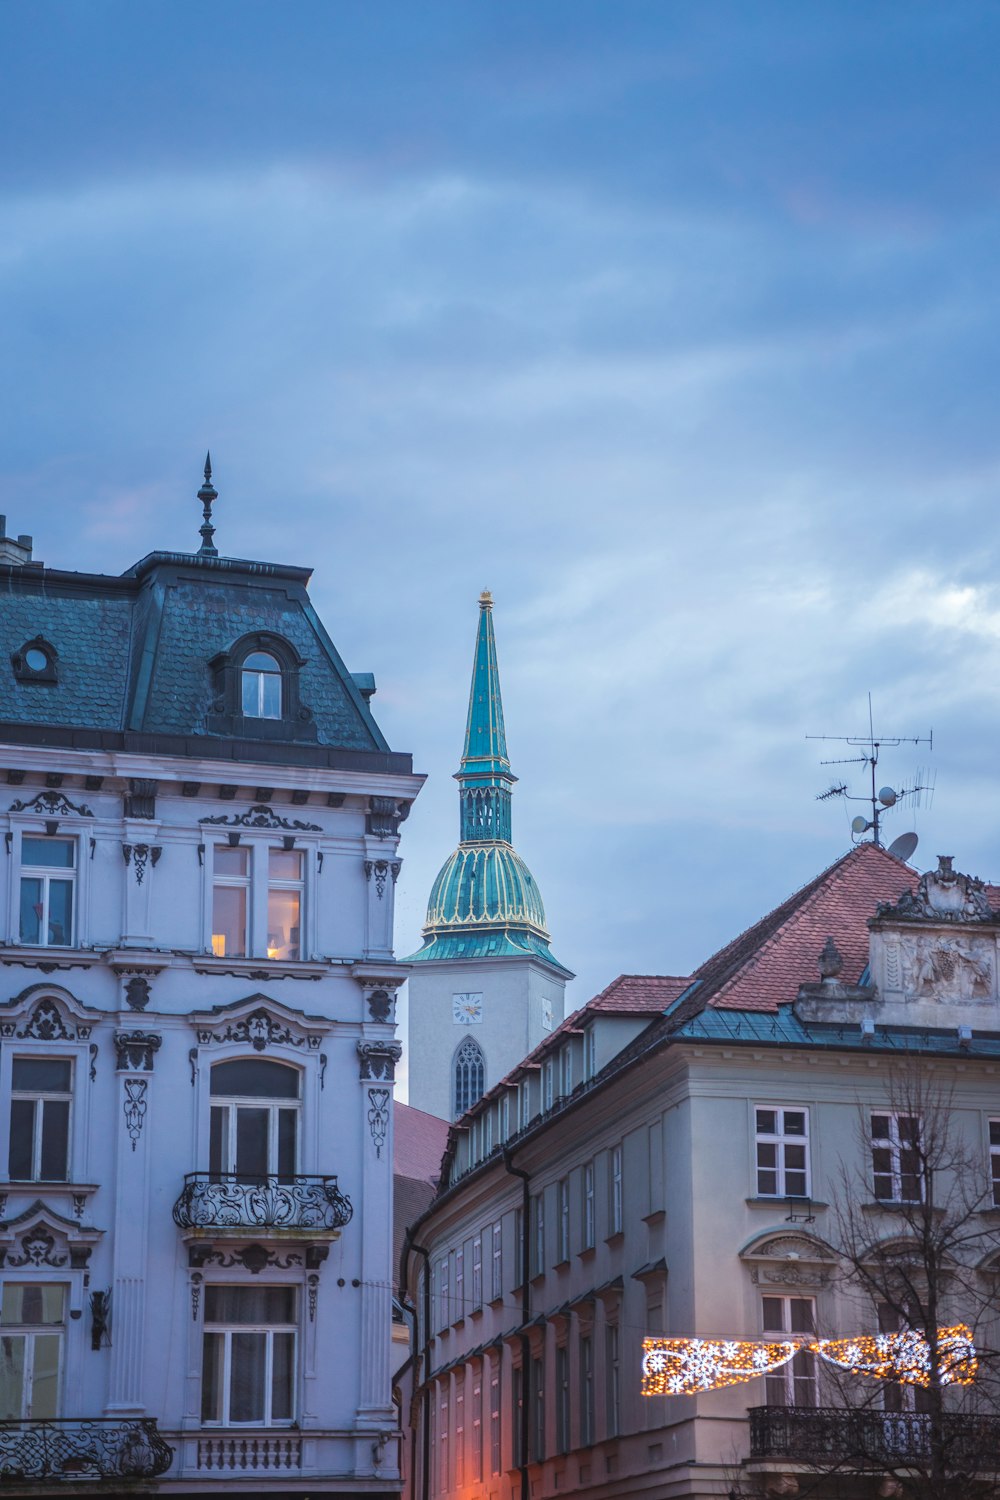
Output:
left=640, top=1325, right=977, bottom=1398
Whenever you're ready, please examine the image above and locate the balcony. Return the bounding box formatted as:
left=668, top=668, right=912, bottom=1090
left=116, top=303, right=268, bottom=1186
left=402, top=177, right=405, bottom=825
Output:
left=749, top=1404, right=1000, bottom=1468
left=0, top=1418, right=172, bottom=1484
left=172, top=1173, right=353, bottom=1234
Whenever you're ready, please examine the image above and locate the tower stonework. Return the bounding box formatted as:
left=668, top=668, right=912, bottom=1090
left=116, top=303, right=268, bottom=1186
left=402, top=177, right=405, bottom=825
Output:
left=405, top=592, right=572, bottom=1121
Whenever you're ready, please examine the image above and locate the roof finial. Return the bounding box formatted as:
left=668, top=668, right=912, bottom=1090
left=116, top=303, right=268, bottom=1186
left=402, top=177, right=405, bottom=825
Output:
left=197, top=451, right=218, bottom=557
left=479, top=588, right=493, bottom=610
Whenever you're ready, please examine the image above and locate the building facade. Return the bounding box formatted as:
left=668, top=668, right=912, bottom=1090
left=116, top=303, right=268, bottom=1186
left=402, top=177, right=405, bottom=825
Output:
left=405, top=593, right=572, bottom=1123
left=0, top=473, right=422, bottom=1492
left=400, top=843, right=1000, bottom=1500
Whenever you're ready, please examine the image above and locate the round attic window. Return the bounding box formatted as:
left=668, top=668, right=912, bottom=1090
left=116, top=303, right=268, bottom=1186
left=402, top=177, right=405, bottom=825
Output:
left=24, top=648, right=49, bottom=672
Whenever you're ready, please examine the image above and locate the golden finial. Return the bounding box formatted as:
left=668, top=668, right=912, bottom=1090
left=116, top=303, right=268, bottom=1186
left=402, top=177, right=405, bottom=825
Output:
left=479, top=588, right=493, bottom=609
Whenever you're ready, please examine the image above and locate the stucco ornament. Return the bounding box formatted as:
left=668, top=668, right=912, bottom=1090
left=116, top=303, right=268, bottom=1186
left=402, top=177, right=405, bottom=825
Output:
left=877, top=855, right=997, bottom=924
left=900, top=933, right=993, bottom=1003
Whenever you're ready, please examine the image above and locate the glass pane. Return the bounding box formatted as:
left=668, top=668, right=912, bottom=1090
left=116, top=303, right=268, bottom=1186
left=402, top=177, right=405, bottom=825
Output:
left=268, top=849, right=302, bottom=881
left=235, top=1108, right=269, bottom=1179
left=784, top=1112, right=806, bottom=1136
left=762, top=1297, right=785, bottom=1332
left=871, top=1114, right=890, bottom=1138
left=212, top=885, right=246, bottom=958
left=0, top=1337, right=25, bottom=1419
left=1, top=1288, right=24, bottom=1325
left=277, top=1110, right=297, bottom=1179
left=211, top=1060, right=300, bottom=1100
left=2, top=1287, right=65, bottom=1328
left=40, top=1100, right=69, bottom=1180
left=757, top=1143, right=776, bottom=1169
left=19, top=878, right=41, bottom=944
left=991, top=1121, right=1000, bottom=1145
left=201, top=1332, right=223, bottom=1422
left=271, top=1332, right=295, bottom=1421
left=756, top=1109, right=776, bottom=1134
left=242, top=670, right=261, bottom=716
left=244, top=652, right=280, bottom=672
left=260, top=673, right=282, bottom=719
left=205, top=1286, right=296, bottom=1325
left=209, top=1105, right=226, bottom=1176
left=789, top=1299, right=815, bottom=1334
left=267, top=888, right=301, bottom=961
left=8, top=1100, right=35, bottom=1180
left=46, top=881, right=73, bottom=946
left=30, top=1335, right=60, bottom=1419
left=40, top=1288, right=65, bottom=1326
left=12, top=1059, right=72, bottom=1093
left=22, top=839, right=74, bottom=869
left=214, top=846, right=249, bottom=877
left=230, top=1332, right=267, bottom=1422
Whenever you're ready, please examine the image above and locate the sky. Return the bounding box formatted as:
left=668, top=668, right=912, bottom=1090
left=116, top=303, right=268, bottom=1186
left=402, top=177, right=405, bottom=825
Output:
left=3, top=3, right=1000, bottom=1089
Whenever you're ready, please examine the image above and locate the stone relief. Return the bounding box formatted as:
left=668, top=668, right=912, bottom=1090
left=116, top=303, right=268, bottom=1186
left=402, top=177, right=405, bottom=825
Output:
left=899, top=933, right=994, bottom=1004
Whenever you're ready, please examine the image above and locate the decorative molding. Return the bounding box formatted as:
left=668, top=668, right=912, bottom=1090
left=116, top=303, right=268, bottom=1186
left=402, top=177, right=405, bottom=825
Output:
left=365, top=988, right=393, bottom=1023
left=192, top=1244, right=304, bottom=1276
left=190, top=1272, right=203, bottom=1322
left=196, top=1006, right=320, bottom=1053
left=121, top=844, right=162, bottom=885
left=367, top=1088, right=390, bottom=1157
left=307, top=1273, right=320, bottom=1323
left=123, top=1079, right=148, bottom=1151
left=90, top=1290, right=110, bottom=1350
left=123, top=778, right=158, bottom=819
left=6, top=1228, right=68, bottom=1268
left=357, top=1041, right=402, bottom=1082
left=89, top=1044, right=98, bottom=1083
left=365, top=797, right=409, bottom=838
left=750, top=1265, right=830, bottom=1288
left=124, top=975, right=151, bottom=1011
left=199, top=804, right=322, bottom=832
left=319, top=1053, right=328, bottom=1090
left=6, top=998, right=91, bottom=1042
left=114, top=1032, right=162, bottom=1073
left=8, top=790, right=93, bottom=817
left=876, top=855, right=999, bottom=925
left=364, top=860, right=400, bottom=901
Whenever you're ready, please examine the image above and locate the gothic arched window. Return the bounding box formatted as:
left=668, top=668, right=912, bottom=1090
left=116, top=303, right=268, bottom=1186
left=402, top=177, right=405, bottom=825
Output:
left=453, top=1037, right=486, bottom=1119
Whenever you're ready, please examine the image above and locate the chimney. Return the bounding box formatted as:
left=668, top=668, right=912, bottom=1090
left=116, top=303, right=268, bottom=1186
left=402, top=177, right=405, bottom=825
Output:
left=0, top=516, right=35, bottom=567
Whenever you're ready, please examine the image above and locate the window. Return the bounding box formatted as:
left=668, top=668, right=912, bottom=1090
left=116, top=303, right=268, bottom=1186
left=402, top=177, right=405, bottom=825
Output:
left=557, top=1177, right=570, bottom=1263
left=580, top=1334, right=594, bottom=1447
left=201, top=1285, right=296, bottom=1426
left=0, top=1284, right=64, bottom=1420
left=583, top=1026, right=597, bottom=1082
left=519, top=1081, right=531, bottom=1130
left=490, top=1361, right=501, bottom=1474
left=543, top=1060, right=554, bottom=1112
left=755, top=1107, right=809, bottom=1198
left=454, top=1038, right=485, bottom=1118
left=560, top=1046, right=572, bottom=1099
left=455, top=1377, right=465, bottom=1488
left=605, top=1325, right=620, bottom=1437
left=512, top=1366, right=523, bottom=1468
left=491, top=1222, right=503, bottom=1301
left=19, top=838, right=75, bottom=947
left=878, top=1305, right=933, bottom=1416
left=871, top=1113, right=921, bottom=1202
left=212, top=846, right=249, bottom=958
left=439, top=1255, right=451, bottom=1333
left=484, top=1107, right=494, bottom=1156
left=11, top=636, right=58, bottom=684
left=762, top=1296, right=816, bottom=1407
left=454, top=1247, right=464, bottom=1322
left=242, top=651, right=282, bottom=719
left=8, top=1059, right=72, bottom=1181
left=991, top=1120, right=1000, bottom=1207
left=472, top=1367, right=484, bottom=1481
left=610, top=1145, right=624, bottom=1235
left=531, top=1354, right=545, bottom=1463
left=556, top=1345, right=570, bottom=1454
left=582, top=1160, right=595, bottom=1249
left=514, top=1208, right=524, bottom=1287
left=530, top=1191, right=545, bottom=1277
left=471, top=1234, right=483, bottom=1311
left=437, top=1384, right=449, bottom=1492
left=267, top=850, right=302, bottom=961
left=209, top=1059, right=299, bottom=1180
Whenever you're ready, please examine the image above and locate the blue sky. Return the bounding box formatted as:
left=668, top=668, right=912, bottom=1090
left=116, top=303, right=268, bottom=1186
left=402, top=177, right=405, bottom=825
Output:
left=4, top=3, right=1000, bottom=1072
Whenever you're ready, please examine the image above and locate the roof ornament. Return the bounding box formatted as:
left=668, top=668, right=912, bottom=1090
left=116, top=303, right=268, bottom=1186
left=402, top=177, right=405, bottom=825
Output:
left=479, top=588, right=493, bottom=610
left=817, top=936, right=843, bottom=982
left=197, top=452, right=218, bottom=557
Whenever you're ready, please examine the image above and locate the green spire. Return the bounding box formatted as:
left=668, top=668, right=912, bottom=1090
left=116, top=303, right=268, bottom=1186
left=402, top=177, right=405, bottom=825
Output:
left=457, top=590, right=515, bottom=843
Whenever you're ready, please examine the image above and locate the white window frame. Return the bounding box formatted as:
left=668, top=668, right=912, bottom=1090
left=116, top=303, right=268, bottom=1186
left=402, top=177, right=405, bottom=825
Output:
left=583, top=1026, right=597, bottom=1082
left=205, top=839, right=316, bottom=963
left=489, top=1361, right=501, bottom=1474
left=582, top=1160, right=595, bottom=1250
left=455, top=1375, right=465, bottom=1488
left=754, top=1105, right=811, bottom=1199
left=557, top=1177, right=570, bottom=1263
left=609, top=1144, right=624, bottom=1235
left=556, top=1344, right=570, bottom=1455
left=990, top=1118, right=1000, bottom=1208
left=0, top=1284, right=66, bottom=1420
left=17, top=833, right=79, bottom=949
left=471, top=1234, right=483, bottom=1311
left=454, top=1247, right=464, bottom=1322
left=209, top=1064, right=301, bottom=1179
left=560, top=1046, right=572, bottom=1100
left=266, top=848, right=305, bottom=962
left=8, top=1057, right=73, bottom=1183
left=438, top=1255, right=451, bottom=1333
left=530, top=1191, right=545, bottom=1277
left=491, top=1222, right=503, bottom=1302
left=762, top=1294, right=817, bottom=1407
left=241, top=652, right=283, bottom=719
left=543, top=1060, right=554, bottom=1112
left=472, top=1366, right=484, bottom=1481
left=201, top=1289, right=298, bottom=1427
left=871, top=1112, right=922, bottom=1203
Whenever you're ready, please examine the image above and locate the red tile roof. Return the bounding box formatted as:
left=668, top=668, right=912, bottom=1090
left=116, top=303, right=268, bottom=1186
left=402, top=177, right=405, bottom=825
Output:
left=588, top=974, right=690, bottom=1013
left=394, top=1100, right=450, bottom=1184
left=681, top=842, right=917, bottom=1016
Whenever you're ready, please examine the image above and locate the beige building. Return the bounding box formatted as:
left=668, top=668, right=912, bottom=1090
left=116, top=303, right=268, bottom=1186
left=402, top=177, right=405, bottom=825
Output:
left=397, top=844, right=1000, bottom=1499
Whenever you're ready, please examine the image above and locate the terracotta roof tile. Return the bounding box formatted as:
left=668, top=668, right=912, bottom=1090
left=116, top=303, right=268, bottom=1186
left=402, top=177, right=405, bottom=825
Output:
left=588, top=974, right=690, bottom=1013
left=394, top=1100, right=450, bottom=1183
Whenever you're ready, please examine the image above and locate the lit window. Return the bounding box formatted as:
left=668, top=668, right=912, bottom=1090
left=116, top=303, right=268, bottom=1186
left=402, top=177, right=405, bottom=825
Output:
left=755, top=1107, right=810, bottom=1198
left=267, top=849, right=303, bottom=961
left=241, top=652, right=282, bottom=719
left=871, top=1113, right=921, bottom=1202
left=201, top=1285, right=296, bottom=1426
left=763, top=1295, right=817, bottom=1406
left=212, top=846, right=249, bottom=958
left=0, top=1285, right=65, bottom=1420
left=19, top=838, right=75, bottom=947
left=454, top=1038, right=485, bottom=1118
left=209, top=1059, right=299, bottom=1181
left=8, top=1058, right=72, bottom=1182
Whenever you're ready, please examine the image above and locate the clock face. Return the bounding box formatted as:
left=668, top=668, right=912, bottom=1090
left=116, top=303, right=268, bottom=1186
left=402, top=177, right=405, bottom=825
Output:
left=453, top=992, right=484, bottom=1025
left=541, top=997, right=554, bottom=1032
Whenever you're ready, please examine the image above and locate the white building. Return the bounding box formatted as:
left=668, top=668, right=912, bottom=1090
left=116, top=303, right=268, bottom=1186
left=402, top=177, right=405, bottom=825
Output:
left=0, top=477, right=422, bottom=1493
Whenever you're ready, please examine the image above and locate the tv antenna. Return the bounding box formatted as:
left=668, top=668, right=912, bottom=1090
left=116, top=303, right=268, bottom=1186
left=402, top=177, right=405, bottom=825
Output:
left=807, top=694, right=933, bottom=851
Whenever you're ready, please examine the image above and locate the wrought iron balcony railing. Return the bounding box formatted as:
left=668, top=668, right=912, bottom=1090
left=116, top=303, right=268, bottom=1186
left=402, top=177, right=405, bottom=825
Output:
left=749, top=1404, right=1000, bottom=1468
left=0, top=1418, right=173, bottom=1483
left=172, top=1172, right=353, bottom=1232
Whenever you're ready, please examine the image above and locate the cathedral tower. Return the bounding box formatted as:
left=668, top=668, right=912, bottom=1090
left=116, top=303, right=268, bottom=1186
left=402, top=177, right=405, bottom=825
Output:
left=405, top=592, right=572, bottom=1120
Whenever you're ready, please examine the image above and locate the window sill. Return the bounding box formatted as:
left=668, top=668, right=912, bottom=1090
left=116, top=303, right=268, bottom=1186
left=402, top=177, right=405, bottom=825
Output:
left=745, top=1197, right=828, bottom=1210
left=469, top=1305, right=484, bottom=1319
left=577, top=1245, right=596, bottom=1261
left=487, top=1294, right=504, bottom=1309
left=0, top=944, right=97, bottom=971
left=552, top=1258, right=571, bottom=1271
left=642, top=1209, right=666, bottom=1226
left=861, top=1199, right=928, bottom=1212
left=191, top=955, right=329, bottom=982
left=604, top=1231, right=625, bottom=1248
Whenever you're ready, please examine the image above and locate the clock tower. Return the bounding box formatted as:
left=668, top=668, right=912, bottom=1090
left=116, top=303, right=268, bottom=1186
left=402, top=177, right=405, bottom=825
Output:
left=405, top=592, right=573, bottom=1120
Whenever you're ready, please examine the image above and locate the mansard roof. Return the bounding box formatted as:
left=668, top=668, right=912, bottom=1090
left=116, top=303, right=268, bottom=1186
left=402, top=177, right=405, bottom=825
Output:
left=0, top=546, right=410, bottom=772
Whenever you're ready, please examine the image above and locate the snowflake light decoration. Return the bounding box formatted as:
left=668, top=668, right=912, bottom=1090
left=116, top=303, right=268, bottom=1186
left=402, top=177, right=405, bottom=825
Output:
left=813, top=1324, right=977, bottom=1387
left=640, top=1338, right=797, bottom=1397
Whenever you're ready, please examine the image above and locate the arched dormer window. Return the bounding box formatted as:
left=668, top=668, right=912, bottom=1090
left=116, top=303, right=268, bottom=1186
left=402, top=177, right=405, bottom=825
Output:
left=242, top=652, right=282, bottom=719
left=207, top=633, right=315, bottom=742
left=454, top=1037, right=485, bottom=1119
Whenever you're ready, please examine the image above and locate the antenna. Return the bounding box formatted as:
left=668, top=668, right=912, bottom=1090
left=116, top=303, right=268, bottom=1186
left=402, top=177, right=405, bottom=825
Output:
left=807, top=694, right=932, bottom=848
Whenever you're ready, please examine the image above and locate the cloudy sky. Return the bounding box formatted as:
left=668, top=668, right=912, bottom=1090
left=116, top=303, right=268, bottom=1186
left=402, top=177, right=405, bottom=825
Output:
left=3, top=3, right=1000, bottom=1080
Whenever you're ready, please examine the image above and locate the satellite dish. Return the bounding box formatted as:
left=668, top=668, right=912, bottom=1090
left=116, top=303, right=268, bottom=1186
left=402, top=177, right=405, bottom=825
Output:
left=878, top=786, right=897, bottom=807
left=887, top=831, right=919, bottom=863
left=851, top=815, right=869, bottom=835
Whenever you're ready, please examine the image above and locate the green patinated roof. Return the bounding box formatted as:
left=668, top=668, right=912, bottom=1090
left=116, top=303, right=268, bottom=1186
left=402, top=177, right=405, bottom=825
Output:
left=406, top=592, right=569, bottom=974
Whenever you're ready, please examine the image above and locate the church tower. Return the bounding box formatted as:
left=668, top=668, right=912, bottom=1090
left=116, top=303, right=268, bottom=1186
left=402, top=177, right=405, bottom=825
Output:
left=405, top=592, right=573, bottom=1121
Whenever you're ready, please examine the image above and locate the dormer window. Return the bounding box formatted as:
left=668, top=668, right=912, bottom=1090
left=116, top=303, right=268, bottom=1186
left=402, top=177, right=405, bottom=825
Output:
left=11, top=637, right=58, bottom=685
left=242, top=652, right=282, bottom=719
